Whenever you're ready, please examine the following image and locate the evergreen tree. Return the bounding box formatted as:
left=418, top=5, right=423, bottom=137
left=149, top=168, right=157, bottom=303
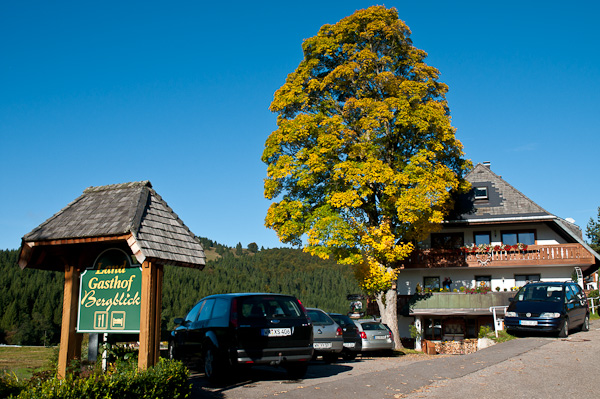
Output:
left=586, top=207, right=600, bottom=253
left=0, top=243, right=362, bottom=344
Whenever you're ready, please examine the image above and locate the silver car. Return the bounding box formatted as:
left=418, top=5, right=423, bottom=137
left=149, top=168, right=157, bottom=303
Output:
left=354, top=320, right=394, bottom=352
left=306, top=308, right=343, bottom=362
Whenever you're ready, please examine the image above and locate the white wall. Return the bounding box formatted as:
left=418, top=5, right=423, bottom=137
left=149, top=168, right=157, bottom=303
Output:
left=397, top=266, right=575, bottom=295
left=420, top=222, right=567, bottom=248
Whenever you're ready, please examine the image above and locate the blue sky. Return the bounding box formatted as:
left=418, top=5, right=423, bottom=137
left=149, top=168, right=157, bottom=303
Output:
left=1, top=1, right=599, bottom=251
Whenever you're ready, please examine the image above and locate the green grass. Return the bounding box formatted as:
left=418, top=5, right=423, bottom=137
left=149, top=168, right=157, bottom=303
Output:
left=590, top=312, right=600, bottom=320
left=0, top=346, right=56, bottom=380
left=490, top=330, right=516, bottom=343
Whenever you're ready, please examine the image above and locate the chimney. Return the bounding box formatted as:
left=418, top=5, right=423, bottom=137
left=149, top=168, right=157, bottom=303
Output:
left=483, top=161, right=491, bottom=169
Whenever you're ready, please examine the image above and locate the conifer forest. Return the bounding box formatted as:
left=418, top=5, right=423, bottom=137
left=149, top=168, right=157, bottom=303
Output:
left=0, top=238, right=361, bottom=345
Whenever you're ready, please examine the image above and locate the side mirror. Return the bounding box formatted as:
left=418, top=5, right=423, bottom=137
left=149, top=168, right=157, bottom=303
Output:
left=508, top=297, right=515, bottom=303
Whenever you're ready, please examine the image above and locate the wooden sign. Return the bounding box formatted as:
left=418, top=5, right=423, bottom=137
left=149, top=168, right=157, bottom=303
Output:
left=77, top=249, right=142, bottom=333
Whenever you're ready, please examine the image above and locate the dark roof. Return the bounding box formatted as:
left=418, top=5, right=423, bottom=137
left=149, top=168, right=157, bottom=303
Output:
left=21, top=181, right=205, bottom=269
left=451, top=163, right=551, bottom=221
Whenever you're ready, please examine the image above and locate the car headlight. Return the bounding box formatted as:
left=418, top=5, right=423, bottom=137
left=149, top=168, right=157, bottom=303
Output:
left=539, top=312, right=561, bottom=318
left=505, top=311, right=517, bottom=317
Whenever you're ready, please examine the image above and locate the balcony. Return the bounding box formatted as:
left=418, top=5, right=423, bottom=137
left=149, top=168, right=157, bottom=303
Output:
left=400, top=243, right=595, bottom=269
left=399, top=292, right=515, bottom=316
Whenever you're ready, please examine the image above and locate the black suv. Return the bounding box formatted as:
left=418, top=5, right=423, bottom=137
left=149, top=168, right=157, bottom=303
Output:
left=504, top=281, right=590, bottom=337
left=169, top=293, right=313, bottom=382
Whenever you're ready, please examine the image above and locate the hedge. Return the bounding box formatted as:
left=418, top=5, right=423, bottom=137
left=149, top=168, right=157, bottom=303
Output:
left=6, top=359, right=190, bottom=399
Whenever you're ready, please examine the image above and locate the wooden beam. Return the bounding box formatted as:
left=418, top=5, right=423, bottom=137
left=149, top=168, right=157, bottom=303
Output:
left=57, top=265, right=81, bottom=378
left=24, top=235, right=131, bottom=248
left=138, top=260, right=162, bottom=370
left=153, top=264, right=164, bottom=365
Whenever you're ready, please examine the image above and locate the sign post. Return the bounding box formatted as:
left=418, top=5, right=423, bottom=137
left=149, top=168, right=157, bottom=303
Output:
left=77, top=249, right=142, bottom=334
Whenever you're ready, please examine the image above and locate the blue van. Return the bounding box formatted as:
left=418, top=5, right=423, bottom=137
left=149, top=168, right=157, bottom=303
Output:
left=504, top=281, right=589, bottom=337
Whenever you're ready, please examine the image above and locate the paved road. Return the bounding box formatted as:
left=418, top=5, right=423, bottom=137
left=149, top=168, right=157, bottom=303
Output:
left=189, top=320, right=599, bottom=398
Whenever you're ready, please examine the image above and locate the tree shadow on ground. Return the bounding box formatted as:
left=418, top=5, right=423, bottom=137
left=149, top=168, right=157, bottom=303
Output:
left=187, top=359, right=358, bottom=398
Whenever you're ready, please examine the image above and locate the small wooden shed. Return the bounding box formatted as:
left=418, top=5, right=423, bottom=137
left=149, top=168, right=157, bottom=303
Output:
left=18, top=181, right=205, bottom=377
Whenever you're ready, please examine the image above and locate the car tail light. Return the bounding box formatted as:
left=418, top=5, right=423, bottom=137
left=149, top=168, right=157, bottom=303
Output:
left=336, top=326, right=343, bottom=336
left=360, top=332, right=367, bottom=339
left=297, top=299, right=308, bottom=314
left=230, top=298, right=238, bottom=328
left=297, top=299, right=312, bottom=323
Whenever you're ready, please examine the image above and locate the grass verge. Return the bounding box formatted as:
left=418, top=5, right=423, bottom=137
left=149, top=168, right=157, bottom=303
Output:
left=0, top=346, right=55, bottom=380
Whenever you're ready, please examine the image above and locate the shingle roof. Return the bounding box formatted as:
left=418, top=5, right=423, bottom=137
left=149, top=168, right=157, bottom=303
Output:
left=453, top=163, right=551, bottom=221
left=21, top=181, right=205, bottom=269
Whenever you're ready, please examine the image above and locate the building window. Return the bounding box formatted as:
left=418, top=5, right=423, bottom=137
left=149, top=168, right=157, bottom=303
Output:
left=474, top=232, right=491, bottom=245
left=502, top=230, right=536, bottom=245
left=474, top=187, right=488, bottom=200
left=515, top=274, right=540, bottom=287
left=465, top=318, right=478, bottom=339
left=424, top=318, right=442, bottom=340
left=431, top=232, right=464, bottom=249
left=475, top=275, right=492, bottom=288
left=423, top=276, right=441, bottom=291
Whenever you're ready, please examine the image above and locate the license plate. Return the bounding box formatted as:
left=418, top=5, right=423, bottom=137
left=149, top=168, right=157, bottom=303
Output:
left=263, top=328, right=292, bottom=337
left=343, top=342, right=356, bottom=348
left=520, top=320, right=537, bottom=326
left=374, top=335, right=387, bottom=340
left=314, top=342, right=332, bottom=349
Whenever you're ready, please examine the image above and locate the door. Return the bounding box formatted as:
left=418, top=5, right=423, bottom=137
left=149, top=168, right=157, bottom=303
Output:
left=567, top=284, right=586, bottom=328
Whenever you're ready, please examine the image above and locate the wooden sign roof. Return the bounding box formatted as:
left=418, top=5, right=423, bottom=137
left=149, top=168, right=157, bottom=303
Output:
left=19, top=181, right=206, bottom=270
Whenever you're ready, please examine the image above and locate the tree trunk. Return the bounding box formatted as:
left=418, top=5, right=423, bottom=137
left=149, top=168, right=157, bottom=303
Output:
left=377, top=287, right=403, bottom=350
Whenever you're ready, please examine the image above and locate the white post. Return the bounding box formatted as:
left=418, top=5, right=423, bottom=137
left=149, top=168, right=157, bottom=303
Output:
left=489, top=306, right=507, bottom=338
left=415, top=317, right=422, bottom=351
left=102, top=333, right=108, bottom=372
left=490, top=307, right=499, bottom=338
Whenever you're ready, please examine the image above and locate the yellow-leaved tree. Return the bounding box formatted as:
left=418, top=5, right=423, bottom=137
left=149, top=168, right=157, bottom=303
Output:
left=262, top=6, right=471, bottom=349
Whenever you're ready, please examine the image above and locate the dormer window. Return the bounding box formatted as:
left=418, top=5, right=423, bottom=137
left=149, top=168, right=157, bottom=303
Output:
left=474, top=187, right=488, bottom=200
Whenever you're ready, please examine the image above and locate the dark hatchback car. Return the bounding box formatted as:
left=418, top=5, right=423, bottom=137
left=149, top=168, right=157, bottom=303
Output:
left=504, top=281, right=590, bottom=337
left=328, top=313, right=361, bottom=360
left=169, top=293, right=313, bottom=382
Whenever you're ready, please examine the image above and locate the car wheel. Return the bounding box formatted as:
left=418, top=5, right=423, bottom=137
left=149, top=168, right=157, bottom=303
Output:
left=322, top=353, right=338, bottom=363
left=285, top=362, right=308, bottom=380
left=168, top=340, right=176, bottom=360
left=581, top=314, right=590, bottom=332
left=342, top=351, right=357, bottom=361
left=203, top=345, right=226, bottom=384
left=558, top=318, right=569, bottom=338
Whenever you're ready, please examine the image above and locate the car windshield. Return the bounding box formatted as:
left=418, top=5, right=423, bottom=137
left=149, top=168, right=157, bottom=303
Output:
left=361, top=322, right=388, bottom=331
left=330, top=315, right=355, bottom=328
left=515, top=285, right=563, bottom=302
left=307, top=310, right=334, bottom=325
left=238, top=296, right=303, bottom=319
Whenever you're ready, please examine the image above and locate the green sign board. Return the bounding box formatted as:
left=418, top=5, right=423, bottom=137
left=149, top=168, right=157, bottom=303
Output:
left=77, top=249, right=142, bottom=333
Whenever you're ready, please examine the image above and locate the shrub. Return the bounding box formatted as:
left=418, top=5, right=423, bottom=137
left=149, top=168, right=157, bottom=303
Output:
left=0, top=372, right=25, bottom=398
left=14, top=359, right=190, bottom=399
left=478, top=325, right=492, bottom=339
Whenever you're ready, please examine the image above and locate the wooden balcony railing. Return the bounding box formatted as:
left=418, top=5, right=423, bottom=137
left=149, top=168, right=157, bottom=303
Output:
left=401, top=292, right=515, bottom=311
left=400, top=243, right=595, bottom=269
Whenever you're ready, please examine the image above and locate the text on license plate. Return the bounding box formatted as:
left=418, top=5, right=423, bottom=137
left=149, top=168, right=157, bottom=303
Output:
left=314, top=342, right=332, bottom=349
left=520, top=320, right=537, bottom=326
left=374, top=335, right=387, bottom=340
left=263, top=328, right=292, bottom=337
left=343, top=342, right=356, bottom=348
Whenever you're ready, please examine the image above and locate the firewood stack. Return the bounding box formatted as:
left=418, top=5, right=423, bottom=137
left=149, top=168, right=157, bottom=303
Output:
left=434, top=339, right=478, bottom=355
